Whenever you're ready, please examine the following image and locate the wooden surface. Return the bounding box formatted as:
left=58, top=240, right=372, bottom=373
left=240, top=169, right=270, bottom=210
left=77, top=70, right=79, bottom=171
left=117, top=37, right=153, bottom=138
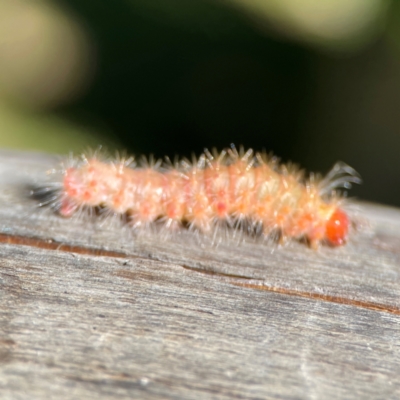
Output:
left=1, top=150, right=400, bottom=399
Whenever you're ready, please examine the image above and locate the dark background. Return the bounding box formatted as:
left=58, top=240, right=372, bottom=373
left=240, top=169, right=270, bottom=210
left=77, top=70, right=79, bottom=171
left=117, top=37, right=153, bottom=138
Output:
left=1, top=0, right=400, bottom=206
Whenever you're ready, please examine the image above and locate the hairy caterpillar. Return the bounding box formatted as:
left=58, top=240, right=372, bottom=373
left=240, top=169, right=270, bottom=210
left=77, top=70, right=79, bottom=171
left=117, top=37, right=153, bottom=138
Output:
left=35, top=145, right=361, bottom=249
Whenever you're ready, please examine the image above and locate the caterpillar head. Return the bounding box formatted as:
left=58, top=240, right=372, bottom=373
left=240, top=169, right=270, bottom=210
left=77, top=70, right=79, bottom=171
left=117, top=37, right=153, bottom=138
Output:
left=325, top=208, right=349, bottom=246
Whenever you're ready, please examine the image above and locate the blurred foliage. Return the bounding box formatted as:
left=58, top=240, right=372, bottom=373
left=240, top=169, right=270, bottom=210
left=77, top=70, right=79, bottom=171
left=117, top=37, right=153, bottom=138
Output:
left=2, top=0, right=400, bottom=205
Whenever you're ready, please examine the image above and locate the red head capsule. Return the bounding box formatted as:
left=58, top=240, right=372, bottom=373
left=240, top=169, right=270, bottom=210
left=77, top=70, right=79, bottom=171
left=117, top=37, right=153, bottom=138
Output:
left=325, top=208, right=349, bottom=246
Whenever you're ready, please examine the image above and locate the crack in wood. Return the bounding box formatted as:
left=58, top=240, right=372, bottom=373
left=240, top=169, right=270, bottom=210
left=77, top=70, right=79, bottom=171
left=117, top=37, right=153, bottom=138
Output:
left=2, top=232, right=399, bottom=317
left=230, top=282, right=400, bottom=315
left=181, top=265, right=400, bottom=316
left=0, top=233, right=126, bottom=258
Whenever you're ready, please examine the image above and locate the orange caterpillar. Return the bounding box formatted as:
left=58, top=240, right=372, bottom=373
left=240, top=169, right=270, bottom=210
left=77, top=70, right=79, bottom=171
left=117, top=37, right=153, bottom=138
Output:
left=41, top=145, right=360, bottom=248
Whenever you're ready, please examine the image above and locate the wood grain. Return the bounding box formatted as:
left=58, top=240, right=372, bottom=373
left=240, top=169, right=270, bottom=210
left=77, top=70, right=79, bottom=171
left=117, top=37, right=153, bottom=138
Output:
left=1, top=150, right=400, bottom=399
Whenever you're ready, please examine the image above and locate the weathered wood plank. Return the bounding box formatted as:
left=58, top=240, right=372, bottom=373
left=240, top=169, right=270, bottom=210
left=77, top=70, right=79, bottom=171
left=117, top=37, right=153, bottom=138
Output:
left=1, top=150, right=400, bottom=399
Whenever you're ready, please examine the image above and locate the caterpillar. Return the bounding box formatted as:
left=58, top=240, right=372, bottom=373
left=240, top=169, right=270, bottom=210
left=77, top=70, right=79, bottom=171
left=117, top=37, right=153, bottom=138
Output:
left=36, top=145, right=361, bottom=249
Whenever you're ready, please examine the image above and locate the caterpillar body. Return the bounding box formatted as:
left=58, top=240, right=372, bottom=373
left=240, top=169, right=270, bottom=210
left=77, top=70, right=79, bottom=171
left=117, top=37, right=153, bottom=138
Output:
left=38, top=145, right=361, bottom=249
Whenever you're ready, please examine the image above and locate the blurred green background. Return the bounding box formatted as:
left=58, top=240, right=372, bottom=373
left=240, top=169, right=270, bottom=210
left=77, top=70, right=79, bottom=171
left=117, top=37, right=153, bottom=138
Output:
left=1, top=0, right=400, bottom=205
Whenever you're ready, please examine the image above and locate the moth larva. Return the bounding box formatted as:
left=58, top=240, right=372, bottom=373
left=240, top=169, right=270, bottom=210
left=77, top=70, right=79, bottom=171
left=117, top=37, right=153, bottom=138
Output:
left=37, top=145, right=361, bottom=249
